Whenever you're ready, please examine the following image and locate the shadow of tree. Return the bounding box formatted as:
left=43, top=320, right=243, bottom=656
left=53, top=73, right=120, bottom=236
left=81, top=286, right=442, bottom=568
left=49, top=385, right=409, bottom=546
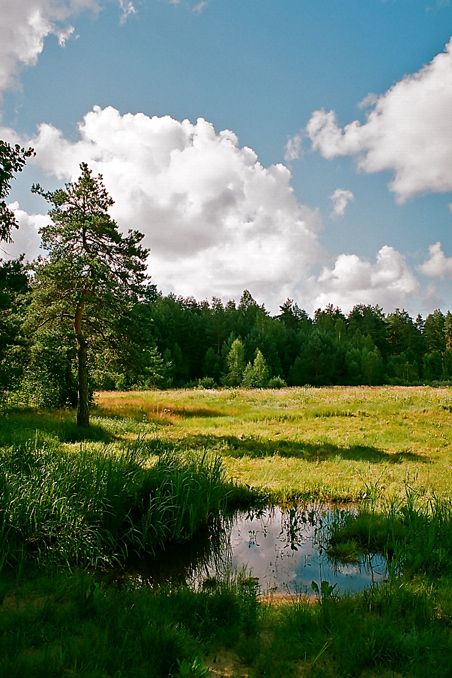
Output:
left=0, top=410, right=113, bottom=445
left=143, top=433, right=427, bottom=464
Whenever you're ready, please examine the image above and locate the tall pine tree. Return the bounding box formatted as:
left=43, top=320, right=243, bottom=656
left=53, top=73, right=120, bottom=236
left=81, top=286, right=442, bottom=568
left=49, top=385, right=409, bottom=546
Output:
left=31, top=163, right=149, bottom=426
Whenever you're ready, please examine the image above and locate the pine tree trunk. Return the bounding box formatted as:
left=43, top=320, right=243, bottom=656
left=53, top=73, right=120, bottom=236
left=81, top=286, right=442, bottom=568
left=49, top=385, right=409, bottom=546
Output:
left=77, top=335, right=89, bottom=427
left=74, top=301, right=89, bottom=427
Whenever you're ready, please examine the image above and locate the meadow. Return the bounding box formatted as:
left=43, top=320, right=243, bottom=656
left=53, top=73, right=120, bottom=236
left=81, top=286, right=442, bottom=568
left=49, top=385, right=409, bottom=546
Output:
left=1, top=385, right=452, bottom=677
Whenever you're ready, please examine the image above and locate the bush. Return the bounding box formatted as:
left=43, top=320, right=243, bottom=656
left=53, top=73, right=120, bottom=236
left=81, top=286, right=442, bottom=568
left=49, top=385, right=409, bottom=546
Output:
left=196, top=377, right=217, bottom=389
left=267, top=376, right=287, bottom=389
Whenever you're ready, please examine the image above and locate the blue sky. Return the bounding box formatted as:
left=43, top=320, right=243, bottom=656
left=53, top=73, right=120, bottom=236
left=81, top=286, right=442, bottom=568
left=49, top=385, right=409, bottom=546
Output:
left=1, top=0, right=452, bottom=316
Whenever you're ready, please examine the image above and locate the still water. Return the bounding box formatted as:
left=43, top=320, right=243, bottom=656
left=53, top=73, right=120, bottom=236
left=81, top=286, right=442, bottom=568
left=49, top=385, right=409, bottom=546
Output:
left=220, top=505, right=386, bottom=595
left=131, top=504, right=387, bottom=596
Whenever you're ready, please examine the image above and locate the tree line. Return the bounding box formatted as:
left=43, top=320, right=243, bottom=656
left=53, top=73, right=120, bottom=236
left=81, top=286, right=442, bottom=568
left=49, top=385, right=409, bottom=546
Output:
left=1, top=141, right=452, bottom=427
left=130, top=290, right=452, bottom=389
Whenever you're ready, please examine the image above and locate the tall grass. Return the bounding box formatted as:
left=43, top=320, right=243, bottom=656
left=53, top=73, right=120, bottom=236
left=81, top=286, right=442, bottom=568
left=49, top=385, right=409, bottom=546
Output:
left=327, top=484, right=452, bottom=582
left=0, top=435, right=237, bottom=570
left=0, top=569, right=259, bottom=678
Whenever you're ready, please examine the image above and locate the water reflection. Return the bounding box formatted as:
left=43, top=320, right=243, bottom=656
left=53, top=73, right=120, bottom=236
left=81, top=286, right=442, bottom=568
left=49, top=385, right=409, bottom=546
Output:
left=127, top=504, right=387, bottom=595
left=221, top=505, right=386, bottom=595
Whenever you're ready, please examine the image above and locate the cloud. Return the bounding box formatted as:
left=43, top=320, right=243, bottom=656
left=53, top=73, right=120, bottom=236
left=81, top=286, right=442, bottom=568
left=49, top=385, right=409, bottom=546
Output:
left=119, top=0, right=136, bottom=23
left=5, top=106, right=432, bottom=314
left=0, top=1, right=132, bottom=95
left=306, top=38, right=452, bottom=202
left=313, top=246, right=421, bottom=312
left=284, top=133, right=303, bottom=162
left=330, top=188, right=354, bottom=217
left=418, top=241, right=452, bottom=279
left=192, top=1, right=208, bottom=13
left=23, top=106, right=325, bottom=310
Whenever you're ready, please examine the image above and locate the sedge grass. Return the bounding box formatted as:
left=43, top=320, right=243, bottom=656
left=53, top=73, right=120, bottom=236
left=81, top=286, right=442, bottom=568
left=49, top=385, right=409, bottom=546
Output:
left=0, top=435, right=245, bottom=570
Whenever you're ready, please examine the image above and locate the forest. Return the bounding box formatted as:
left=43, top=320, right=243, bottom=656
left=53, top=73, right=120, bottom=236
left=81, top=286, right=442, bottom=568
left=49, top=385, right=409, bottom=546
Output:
left=2, top=261, right=452, bottom=401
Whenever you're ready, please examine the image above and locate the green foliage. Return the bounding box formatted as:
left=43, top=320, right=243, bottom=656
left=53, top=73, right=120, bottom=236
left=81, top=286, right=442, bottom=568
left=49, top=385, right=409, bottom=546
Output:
left=223, top=338, right=245, bottom=386
left=267, top=375, right=287, bottom=388
left=242, top=349, right=270, bottom=388
left=107, top=287, right=452, bottom=390
left=18, top=329, right=78, bottom=407
left=0, top=257, right=30, bottom=398
left=0, top=140, right=34, bottom=243
left=361, top=346, right=384, bottom=385
left=171, top=653, right=210, bottom=678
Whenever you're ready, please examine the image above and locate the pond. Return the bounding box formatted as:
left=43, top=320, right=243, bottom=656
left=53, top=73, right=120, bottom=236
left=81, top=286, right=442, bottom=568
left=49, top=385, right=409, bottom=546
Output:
left=127, top=504, right=387, bottom=596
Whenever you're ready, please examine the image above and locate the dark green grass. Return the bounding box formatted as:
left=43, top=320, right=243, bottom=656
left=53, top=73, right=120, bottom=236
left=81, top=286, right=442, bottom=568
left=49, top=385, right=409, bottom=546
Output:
left=0, top=569, right=259, bottom=678
left=0, top=435, right=249, bottom=570
left=2, top=561, right=452, bottom=677
left=0, top=408, right=113, bottom=445
left=256, top=580, right=452, bottom=678
left=327, top=490, right=452, bottom=580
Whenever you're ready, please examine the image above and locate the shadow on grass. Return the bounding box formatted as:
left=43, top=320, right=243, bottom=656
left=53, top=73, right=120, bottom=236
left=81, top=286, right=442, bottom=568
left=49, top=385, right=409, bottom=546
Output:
left=144, top=433, right=427, bottom=464
left=0, top=409, right=113, bottom=445
left=146, top=404, right=231, bottom=419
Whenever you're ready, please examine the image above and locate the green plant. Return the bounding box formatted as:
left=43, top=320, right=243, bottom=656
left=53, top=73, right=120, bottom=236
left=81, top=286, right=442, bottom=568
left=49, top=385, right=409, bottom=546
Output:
left=311, top=579, right=337, bottom=599
left=171, top=652, right=210, bottom=677
left=0, top=437, right=240, bottom=570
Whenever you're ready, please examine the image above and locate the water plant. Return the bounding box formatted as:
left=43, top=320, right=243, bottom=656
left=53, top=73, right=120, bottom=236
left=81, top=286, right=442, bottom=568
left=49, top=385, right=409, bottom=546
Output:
left=0, top=435, right=242, bottom=570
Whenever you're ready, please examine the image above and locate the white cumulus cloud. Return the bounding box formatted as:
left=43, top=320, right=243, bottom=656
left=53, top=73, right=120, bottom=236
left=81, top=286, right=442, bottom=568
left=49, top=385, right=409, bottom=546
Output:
left=0, top=202, right=48, bottom=260
left=418, top=241, right=452, bottom=279
left=313, top=246, right=421, bottom=312
left=23, top=106, right=325, bottom=310
left=6, top=106, right=432, bottom=314
left=306, top=38, right=452, bottom=202
left=330, top=188, right=354, bottom=217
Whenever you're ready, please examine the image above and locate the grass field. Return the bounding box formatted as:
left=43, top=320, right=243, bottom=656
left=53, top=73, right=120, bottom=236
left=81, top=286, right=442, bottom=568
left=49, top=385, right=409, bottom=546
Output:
left=93, top=385, right=452, bottom=501
left=1, top=385, right=452, bottom=677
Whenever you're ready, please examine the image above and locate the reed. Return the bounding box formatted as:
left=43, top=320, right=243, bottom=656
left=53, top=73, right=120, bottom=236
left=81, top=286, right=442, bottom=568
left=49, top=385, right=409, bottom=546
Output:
left=327, top=485, right=452, bottom=582
left=0, top=435, right=240, bottom=570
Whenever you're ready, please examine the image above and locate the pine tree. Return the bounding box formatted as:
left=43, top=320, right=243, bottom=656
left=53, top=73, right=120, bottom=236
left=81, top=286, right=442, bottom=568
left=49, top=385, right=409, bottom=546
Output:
left=30, top=163, right=149, bottom=426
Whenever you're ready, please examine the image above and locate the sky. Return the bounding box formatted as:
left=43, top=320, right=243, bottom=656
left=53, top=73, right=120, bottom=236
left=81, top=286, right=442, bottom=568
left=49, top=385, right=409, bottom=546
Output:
left=1, top=0, right=452, bottom=317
